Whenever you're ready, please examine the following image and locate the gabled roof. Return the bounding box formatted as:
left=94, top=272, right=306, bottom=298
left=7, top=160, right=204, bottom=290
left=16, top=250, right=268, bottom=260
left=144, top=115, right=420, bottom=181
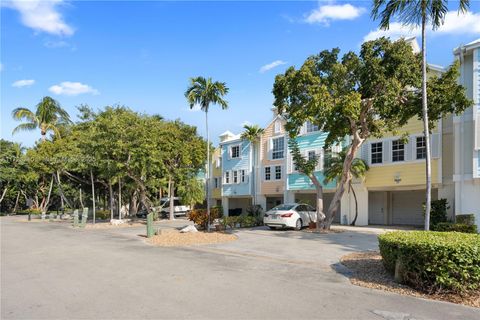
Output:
left=453, top=38, right=480, bottom=55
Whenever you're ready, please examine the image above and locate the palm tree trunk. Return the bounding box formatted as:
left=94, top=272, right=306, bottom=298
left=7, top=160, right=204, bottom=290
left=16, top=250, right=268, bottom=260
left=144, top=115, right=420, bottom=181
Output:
left=168, top=176, right=175, bottom=220
left=43, top=174, right=54, bottom=213
left=205, top=110, right=211, bottom=232
left=91, top=169, right=96, bottom=224
left=252, top=142, right=256, bottom=206
left=349, top=181, right=358, bottom=226
left=421, top=3, right=432, bottom=231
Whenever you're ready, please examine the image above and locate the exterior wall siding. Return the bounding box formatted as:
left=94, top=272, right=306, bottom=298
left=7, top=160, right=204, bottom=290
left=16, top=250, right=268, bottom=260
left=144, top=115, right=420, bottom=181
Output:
left=260, top=116, right=286, bottom=196
left=221, top=139, right=251, bottom=197
left=365, top=160, right=439, bottom=188
left=286, top=130, right=336, bottom=190
left=211, top=148, right=222, bottom=199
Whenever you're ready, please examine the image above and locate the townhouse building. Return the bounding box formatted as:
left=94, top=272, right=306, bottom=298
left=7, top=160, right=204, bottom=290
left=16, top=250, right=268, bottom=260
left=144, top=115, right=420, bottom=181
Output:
left=210, top=147, right=223, bottom=207
left=453, top=39, right=480, bottom=228
left=219, top=131, right=254, bottom=215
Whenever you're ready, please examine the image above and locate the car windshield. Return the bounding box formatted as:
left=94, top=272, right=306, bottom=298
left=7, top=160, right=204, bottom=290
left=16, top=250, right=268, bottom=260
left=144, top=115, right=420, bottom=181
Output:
left=271, top=204, right=296, bottom=211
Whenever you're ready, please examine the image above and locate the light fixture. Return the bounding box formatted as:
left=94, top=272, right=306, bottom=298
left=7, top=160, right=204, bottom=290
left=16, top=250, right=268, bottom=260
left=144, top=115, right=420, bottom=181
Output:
left=394, top=174, right=401, bottom=184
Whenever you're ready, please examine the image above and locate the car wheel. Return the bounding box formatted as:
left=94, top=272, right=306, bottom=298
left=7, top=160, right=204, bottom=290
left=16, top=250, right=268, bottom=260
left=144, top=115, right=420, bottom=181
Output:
left=294, top=219, right=302, bottom=231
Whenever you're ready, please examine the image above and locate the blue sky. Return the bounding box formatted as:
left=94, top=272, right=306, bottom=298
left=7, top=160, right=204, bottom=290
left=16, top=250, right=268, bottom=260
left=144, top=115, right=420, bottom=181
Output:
left=2, top=0, right=480, bottom=147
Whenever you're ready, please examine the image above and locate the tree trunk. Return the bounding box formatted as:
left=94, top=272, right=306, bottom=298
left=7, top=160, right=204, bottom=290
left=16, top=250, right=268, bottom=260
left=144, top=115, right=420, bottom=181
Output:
left=0, top=184, right=8, bottom=204
left=109, top=180, right=114, bottom=221
left=13, top=191, right=20, bottom=214
left=252, top=142, right=256, bottom=207
left=79, top=188, right=84, bottom=209
left=349, top=181, right=359, bottom=226
left=325, top=137, right=364, bottom=229
left=118, top=178, right=122, bottom=220
left=421, top=4, right=431, bottom=231
left=54, top=171, right=71, bottom=209
left=91, top=170, right=96, bottom=224
left=129, top=189, right=138, bottom=217
left=42, top=175, right=54, bottom=213
left=205, top=110, right=211, bottom=232
left=168, top=176, right=175, bottom=220
left=309, top=173, right=324, bottom=230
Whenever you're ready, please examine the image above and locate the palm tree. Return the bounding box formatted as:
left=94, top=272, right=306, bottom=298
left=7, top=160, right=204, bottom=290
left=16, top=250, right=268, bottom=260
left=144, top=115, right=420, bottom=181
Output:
left=241, top=124, right=265, bottom=208
left=12, top=96, right=71, bottom=141
left=324, top=149, right=369, bottom=226
left=185, top=77, right=229, bottom=232
left=371, top=0, right=469, bottom=231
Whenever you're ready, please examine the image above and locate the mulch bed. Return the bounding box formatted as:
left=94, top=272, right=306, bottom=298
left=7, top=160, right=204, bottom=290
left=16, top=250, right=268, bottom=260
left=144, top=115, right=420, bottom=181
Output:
left=340, top=251, right=479, bottom=308
left=146, top=231, right=237, bottom=247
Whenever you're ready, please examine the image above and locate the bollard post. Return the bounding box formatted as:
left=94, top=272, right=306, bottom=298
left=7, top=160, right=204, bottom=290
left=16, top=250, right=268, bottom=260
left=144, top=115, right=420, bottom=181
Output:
left=80, top=207, right=88, bottom=228
left=146, top=212, right=154, bottom=238
left=28, top=212, right=31, bottom=221
left=73, top=209, right=79, bottom=227
left=41, top=212, right=46, bottom=221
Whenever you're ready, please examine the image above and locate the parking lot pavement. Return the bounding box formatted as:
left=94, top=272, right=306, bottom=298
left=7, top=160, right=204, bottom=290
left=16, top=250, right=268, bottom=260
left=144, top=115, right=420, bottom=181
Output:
left=2, top=217, right=479, bottom=320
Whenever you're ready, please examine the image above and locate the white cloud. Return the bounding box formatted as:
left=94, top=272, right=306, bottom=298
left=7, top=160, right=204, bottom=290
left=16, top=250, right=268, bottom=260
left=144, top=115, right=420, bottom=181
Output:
left=49, top=81, right=99, bottom=96
left=3, top=0, right=74, bottom=36
left=305, top=3, right=366, bottom=25
left=12, top=79, right=35, bottom=87
left=187, top=105, right=202, bottom=112
left=259, top=60, right=287, bottom=73
left=364, top=11, right=480, bottom=42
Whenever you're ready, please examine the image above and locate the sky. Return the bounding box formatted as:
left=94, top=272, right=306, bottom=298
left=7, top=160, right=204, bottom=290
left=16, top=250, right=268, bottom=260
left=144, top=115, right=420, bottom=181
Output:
left=1, top=0, right=480, bottom=147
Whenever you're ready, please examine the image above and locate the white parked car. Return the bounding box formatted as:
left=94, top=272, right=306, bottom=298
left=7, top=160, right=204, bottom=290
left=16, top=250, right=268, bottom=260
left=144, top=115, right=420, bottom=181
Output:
left=263, top=203, right=318, bottom=230
left=159, top=197, right=190, bottom=217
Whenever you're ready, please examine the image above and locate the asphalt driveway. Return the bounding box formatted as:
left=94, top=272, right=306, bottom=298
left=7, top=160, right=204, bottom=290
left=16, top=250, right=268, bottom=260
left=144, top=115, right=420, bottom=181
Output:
left=1, top=217, right=479, bottom=319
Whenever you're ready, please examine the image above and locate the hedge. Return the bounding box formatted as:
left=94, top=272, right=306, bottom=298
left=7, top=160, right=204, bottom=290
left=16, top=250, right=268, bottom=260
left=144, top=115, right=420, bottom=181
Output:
left=432, top=222, right=477, bottom=234
left=456, top=214, right=476, bottom=226
left=378, top=231, right=480, bottom=293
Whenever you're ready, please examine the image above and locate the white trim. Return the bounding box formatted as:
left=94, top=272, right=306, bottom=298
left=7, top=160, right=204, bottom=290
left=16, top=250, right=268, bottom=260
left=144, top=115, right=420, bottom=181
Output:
left=229, top=144, right=241, bottom=159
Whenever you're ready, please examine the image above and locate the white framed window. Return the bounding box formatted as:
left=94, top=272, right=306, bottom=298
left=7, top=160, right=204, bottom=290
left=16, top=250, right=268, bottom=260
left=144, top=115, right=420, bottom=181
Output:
left=224, top=171, right=230, bottom=184
left=272, top=137, right=284, bottom=160
left=416, top=136, right=426, bottom=160
left=392, top=140, right=405, bottom=162
left=371, top=142, right=383, bottom=164
left=274, top=120, right=281, bottom=133
left=230, top=145, right=240, bottom=159
left=233, top=170, right=238, bottom=183
left=216, top=157, right=221, bottom=168
left=265, top=167, right=271, bottom=181
left=306, top=121, right=319, bottom=133
left=308, top=150, right=316, bottom=161
left=275, top=166, right=282, bottom=180
left=240, top=170, right=246, bottom=183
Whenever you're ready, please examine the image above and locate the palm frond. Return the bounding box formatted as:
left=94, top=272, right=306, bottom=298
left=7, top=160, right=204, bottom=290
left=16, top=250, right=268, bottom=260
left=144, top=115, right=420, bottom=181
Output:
left=12, top=108, right=37, bottom=122
left=12, top=122, right=38, bottom=135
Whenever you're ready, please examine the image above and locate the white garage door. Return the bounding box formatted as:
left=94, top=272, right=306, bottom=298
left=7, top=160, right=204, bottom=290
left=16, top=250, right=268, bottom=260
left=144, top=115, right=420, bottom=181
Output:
left=392, top=191, right=424, bottom=226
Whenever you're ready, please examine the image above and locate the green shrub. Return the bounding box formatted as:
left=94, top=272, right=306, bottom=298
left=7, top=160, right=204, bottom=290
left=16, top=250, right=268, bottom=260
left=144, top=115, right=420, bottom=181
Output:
left=188, top=208, right=222, bottom=229
left=94, top=210, right=110, bottom=220
left=424, top=198, right=448, bottom=227
left=456, top=214, right=475, bottom=226
left=378, top=231, right=480, bottom=293
left=17, top=208, right=42, bottom=215
left=432, top=222, right=477, bottom=234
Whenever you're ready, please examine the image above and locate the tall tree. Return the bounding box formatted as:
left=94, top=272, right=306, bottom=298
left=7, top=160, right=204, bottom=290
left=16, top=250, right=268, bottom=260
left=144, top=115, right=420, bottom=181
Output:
left=12, top=96, right=71, bottom=141
left=273, top=38, right=471, bottom=229
left=371, top=0, right=470, bottom=231
left=240, top=124, right=264, bottom=208
left=185, top=77, right=228, bottom=231
left=324, top=149, right=369, bottom=226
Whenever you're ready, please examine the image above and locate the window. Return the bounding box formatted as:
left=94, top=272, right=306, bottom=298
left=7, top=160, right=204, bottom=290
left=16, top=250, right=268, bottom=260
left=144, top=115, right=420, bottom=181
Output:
left=371, top=142, right=383, bottom=164
left=272, top=137, right=284, bottom=159
left=224, top=171, right=230, bottom=184
left=275, top=166, right=282, bottom=180
left=308, top=150, right=316, bottom=161
left=233, top=170, right=238, bottom=183
left=307, top=205, right=315, bottom=212
left=214, top=178, right=218, bottom=188
left=306, top=121, right=319, bottom=133
left=230, top=145, right=240, bottom=158
left=416, top=136, right=426, bottom=160
left=265, top=167, right=271, bottom=180
left=216, top=157, right=221, bottom=168
left=392, top=140, right=405, bottom=162
left=240, top=170, right=246, bottom=183
left=274, top=120, right=281, bottom=133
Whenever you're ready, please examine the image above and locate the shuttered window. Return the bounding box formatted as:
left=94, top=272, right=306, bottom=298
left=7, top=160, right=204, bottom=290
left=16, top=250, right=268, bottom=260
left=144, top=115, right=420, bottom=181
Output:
left=416, top=136, right=426, bottom=160
left=371, top=142, right=383, bottom=164
left=272, top=137, right=284, bottom=159
left=392, top=140, right=405, bottom=162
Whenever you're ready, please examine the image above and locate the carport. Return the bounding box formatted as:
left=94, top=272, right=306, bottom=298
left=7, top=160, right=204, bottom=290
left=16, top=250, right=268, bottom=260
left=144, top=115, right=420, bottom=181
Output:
left=293, top=192, right=340, bottom=223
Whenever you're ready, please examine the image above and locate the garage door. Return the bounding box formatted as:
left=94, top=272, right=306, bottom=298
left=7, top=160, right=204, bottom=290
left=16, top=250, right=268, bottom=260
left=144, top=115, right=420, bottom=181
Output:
left=369, top=192, right=386, bottom=225
left=392, top=191, right=424, bottom=226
